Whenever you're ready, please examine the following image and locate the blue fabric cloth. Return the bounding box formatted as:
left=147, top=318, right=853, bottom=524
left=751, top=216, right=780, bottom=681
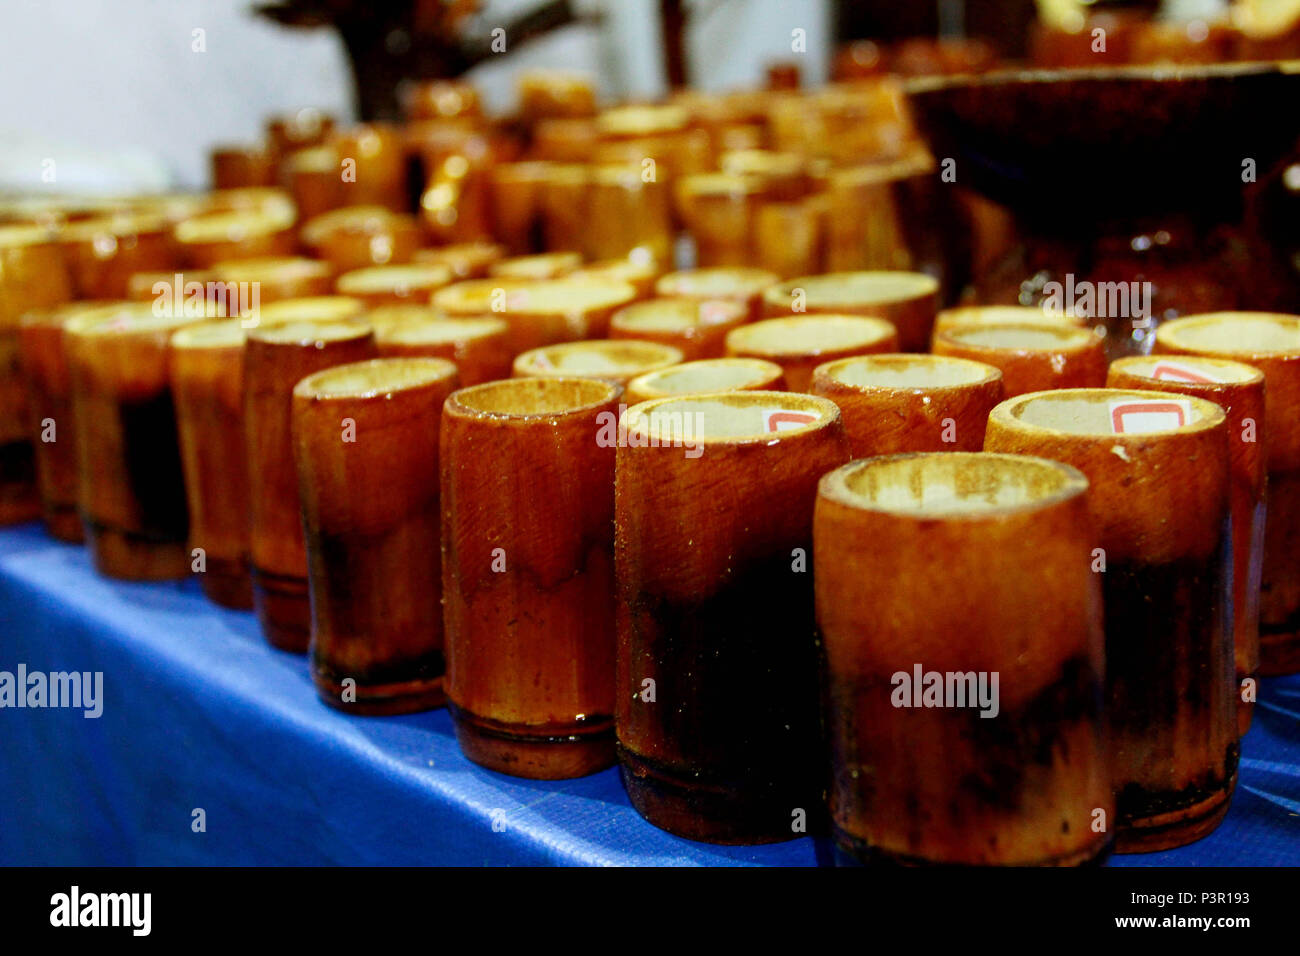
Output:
left=0, top=522, right=1295, bottom=866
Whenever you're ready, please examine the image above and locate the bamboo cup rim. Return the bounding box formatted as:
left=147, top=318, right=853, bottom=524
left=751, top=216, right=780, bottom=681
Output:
left=448, top=376, right=620, bottom=419
left=1110, top=354, right=1264, bottom=386
left=726, top=314, right=896, bottom=359
left=254, top=296, right=365, bottom=325
left=246, top=318, right=372, bottom=346
left=66, top=301, right=222, bottom=336
left=60, top=212, right=171, bottom=240
left=433, top=278, right=637, bottom=316
left=1155, top=312, right=1300, bottom=357
left=488, top=251, right=583, bottom=279
left=611, top=297, right=747, bottom=332
left=301, top=205, right=398, bottom=246
left=20, top=300, right=117, bottom=329
left=627, top=357, right=784, bottom=399
left=170, top=317, right=256, bottom=349
left=622, top=390, right=840, bottom=446
left=211, top=256, right=333, bottom=283
left=655, top=267, right=780, bottom=298
left=935, top=321, right=1100, bottom=352
left=293, top=356, right=457, bottom=400
left=513, top=339, right=684, bottom=379
left=762, top=270, right=938, bottom=310
left=936, top=305, right=1086, bottom=332
left=989, top=387, right=1227, bottom=438
left=819, top=452, right=1089, bottom=519
left=817, top=353, right=1001, bottom=391
left=0, top=223, right=59, bottom=246
left=336, top=263, right=454, bottom=294
left=174, top=207, right=295, bottom=243
left=378, top=317, right=507, bottom=345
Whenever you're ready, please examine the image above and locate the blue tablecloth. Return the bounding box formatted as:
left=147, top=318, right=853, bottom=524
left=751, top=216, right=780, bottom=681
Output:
left=0, top=522, right=1296, bottom=866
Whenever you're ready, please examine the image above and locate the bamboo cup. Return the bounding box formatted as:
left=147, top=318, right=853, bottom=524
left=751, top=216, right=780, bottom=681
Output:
left=66, top=303, right=214, bottom=578
left=173, top=206, right=297, bottom=267
left=18, top=302, right=112, bottom=541
left=442, top=377, right=622, bottom=778
left=725, top=315, right=899, bottom=392
left=293, top=357, right=459, bottom=714
left=811, top=353, right=1003, bottom=456
left=512, top=340, right=684, bottom=385
left=330, top=123, right=407, bottom=212
left=489, top=252, right=583, bottom=281
left=1108, top=355, right=1266, bottom=735
left=933, top=323, right=1108, bottom=398
left=1153, top=313, right=1300, bottom=676
left=985, top=388, right=1236, bottom=853
left=58, top=213, right=177, bottom=299
left=433, top=278, right=638, bottom=353
left=616, top=390, right=851, bottom=843
left=673, top=173, right=759, bottom=268
left=488, top=162, right=552, bottom=255
left=245, top=320, right=376, bottom=651
left=376, top=317, right=511, bottom=385
left=816, top=452, right=1111, bottom=865
left=302, top=207, right=420, bottom=273
left=412, top=241, right=504, bottom=280
left=211, top=257, right=333, bottom=305
left=609, top=298, right=749, bottom=361
left=255, top=296, right=365, bottom=327
left=624, top=357, right=786, bottom=405
left=656, top=267, right=780, bottom=321
left=127, top=269, right=218, bottom=303
left=283, top=146, right=341, bottom=221
left=570, top=257, right=661, bottom=300
left=540, top=165, right=592, bottom=253
left=0, top=224, right=73, bottom=524
left=934, top=304, right=1087, bottom=343
left=211, top=144, right=277, bottom=189
left=585, top=165, right=673, bottom=264
left=169, top=319, right=259, bottom=608
left=761, top=271, right=939, bottom=352
left=334, top=263, right=454, bottom=306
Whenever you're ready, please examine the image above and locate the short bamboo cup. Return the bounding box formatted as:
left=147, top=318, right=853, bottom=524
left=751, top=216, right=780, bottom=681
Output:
left=0, top=224, right=73, bottom=524
left=761, top=271, right=939, bottom=352
left=293, top=357, right=459, bottom=714
left=488, top=251, right=583, bottom=282
left=624, top=357, right=785, bottom=405
left=570, top=258, right=661, bottom=300
left=66, top=303, right=214, bottom=578
left=725, top=314, right=898, bottom=392
left=512, top=340, right=684, bottom=385
left=442, top=377, right=623, bottom=778
left=170, top=319, right=260, bottom=609
left=211, top=257, right=334, bottom=304
left=173, top=206, right=297, bottom=267
left=811, top=353, right=1003, bottom=456
left=615, top=391, right=851, bottom=843
left=245, top=320, right=376, bottom=651
left=933, top=323, right=1107, bottom=398
left=655, top=267, right=780, bottom=320
left=58, top=213, right=178, bottom=299
left=411, top=241, right=504, bottom=280
left=985, top=388, right=1236, bottom=853
left=933, top=304, right=1087, bottom=343
left=18, top=302, right=112, bottom=541
left=815, top=453, right=1111, bottom=865
left=609, top=297, right=749, bottom=360
left=433, top=278, right=638, bottom=352
left=1155, top=313, right=1300, bottom=676
left=376, top=317, right=511, bottom=385
left=335, top=263, right=454, bottom=306
left=1109, top=354, right=1266, bottom=734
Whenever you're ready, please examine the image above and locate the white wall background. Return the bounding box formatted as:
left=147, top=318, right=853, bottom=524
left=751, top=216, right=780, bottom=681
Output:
left=0, top=0, right=829, bottom=193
